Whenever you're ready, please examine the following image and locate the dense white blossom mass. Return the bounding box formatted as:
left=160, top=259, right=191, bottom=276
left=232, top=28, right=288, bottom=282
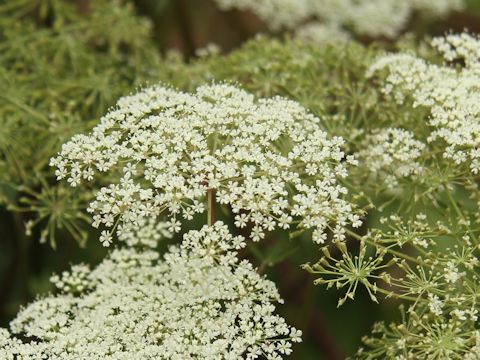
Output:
left=51, top=83, right=359, bottom=245
left=358, top=128, right=425, bottom=188
left=295, top=22, right=351, bottom=45
left=0, top=222, right=301, bottom=359
left=310, top=0, right=411, bottom=38
left=368, top=33, right=480, bottom=174
left=213, top=0, right=463, bottom=37
left=214, top=0, right=311, bottom=31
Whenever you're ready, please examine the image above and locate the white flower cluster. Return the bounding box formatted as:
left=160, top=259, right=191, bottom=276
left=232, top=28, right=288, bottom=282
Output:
left=117, top=218, right=172, bottom=248
left=412, top=0, right=465, bottom=16
left=1, top=222, right=301, bottom=359
left=213, top=0, right=463, bottom=38
left=368, top=33, right=480, bottom=173
left=295, top=22, right=351, bottom=45
left=312, top=0, right=463, bottom=39
left=310, top=0, right=412, bottom=39
left=358, top=128, right=425, bottom=188
left=213, top=0, right=311, bottom=31
left=51, top=83, right=359, bottom=245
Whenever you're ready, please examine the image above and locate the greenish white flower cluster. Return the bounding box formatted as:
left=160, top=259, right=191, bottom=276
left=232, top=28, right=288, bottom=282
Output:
left=358, top=128, right=425, bottom=188
left=214, top=0, right=311, bottom=31
left=312, top=0, right=462, bottom=38
left=295, top=22, right=351, bottom=45
left=51, top=83, right=359, bottom=245
left=0, top=222, right=301, bottom=359
left=307, top=205, right=480, bottom=358
left=309, top=0, right=412, bottom=39
left=368, top=32, right=480, bottom=174
left=214, top=0, right=463, bottom=38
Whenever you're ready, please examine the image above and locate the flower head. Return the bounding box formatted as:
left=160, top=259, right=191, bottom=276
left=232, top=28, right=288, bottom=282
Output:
left=358, top=128, right=425, bottom=188
left=213, top=0, right=463, bottom=37
left=51, top=83, right=358, bottom=245
left=368, top=33, right=480, bottom=174
left=3, top=222, right=301, bottom=359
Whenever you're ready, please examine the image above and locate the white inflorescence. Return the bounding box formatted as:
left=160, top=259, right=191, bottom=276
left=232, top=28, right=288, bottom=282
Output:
left=411, top=0, right=464, bottom=16
left=212, top=0, right=463, bottom=37
left=1, top=222, right=301, bottom=359
left=117, top=218, right=172, bottom=248
left=368, top=33, right=480, bottom=174
left=358, top=128, right=425, bottom=188
left=295, top=22, right=351, bottom=45
left=50, top=83, right=359, bottom=245
left=213, top=0, right=311, bottom=31
left=312, top=0, right=463, bottom=38
left=310, top=0, right=411, bottom=39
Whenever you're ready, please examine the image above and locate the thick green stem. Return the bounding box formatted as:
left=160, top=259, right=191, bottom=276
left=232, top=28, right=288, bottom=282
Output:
left=207, top=188, right=216, bottom=226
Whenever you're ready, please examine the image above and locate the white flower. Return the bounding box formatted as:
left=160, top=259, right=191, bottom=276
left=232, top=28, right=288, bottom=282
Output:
left=428, top=293, right=443, bottom=316
left=99, top=230, right=112, bottom=247
left=2, top=222, right=301, bottom=359
left=24, top=220, right=34, bottom=236
left=195, top=43, right=221, bottom=58
left=444, top=261, right=463, bottom=283
left=452, top=309, right=467, bottom=321
left=310, top=0, right=412, bottom=38
left=117, top=218, right=172, bottom=248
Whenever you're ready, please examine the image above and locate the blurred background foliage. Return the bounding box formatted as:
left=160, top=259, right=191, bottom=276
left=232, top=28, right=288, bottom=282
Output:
left=1, top=0, right=480, bottom=359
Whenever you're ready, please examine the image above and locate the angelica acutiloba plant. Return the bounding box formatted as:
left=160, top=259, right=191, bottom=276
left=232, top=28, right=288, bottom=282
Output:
left=3, top=5, right=480, bottom=355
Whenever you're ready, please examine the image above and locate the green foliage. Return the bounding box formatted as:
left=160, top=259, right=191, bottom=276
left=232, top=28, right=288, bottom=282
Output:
left=0, top=0, right=163, bottom=246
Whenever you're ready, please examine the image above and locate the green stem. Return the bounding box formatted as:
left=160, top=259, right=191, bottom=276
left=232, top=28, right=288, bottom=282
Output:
left=446, top=186, right=466, bottom=222
left=345, top=229, right=426, bottom=266
left=375, top=286, right=424, bottom=303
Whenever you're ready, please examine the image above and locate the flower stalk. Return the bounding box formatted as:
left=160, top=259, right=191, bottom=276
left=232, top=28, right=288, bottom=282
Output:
left=207, top=188, right=216, bottom=227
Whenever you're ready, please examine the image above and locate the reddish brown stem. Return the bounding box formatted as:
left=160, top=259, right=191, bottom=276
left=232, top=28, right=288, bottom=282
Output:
left=207, top=188, right=216, bottom=226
